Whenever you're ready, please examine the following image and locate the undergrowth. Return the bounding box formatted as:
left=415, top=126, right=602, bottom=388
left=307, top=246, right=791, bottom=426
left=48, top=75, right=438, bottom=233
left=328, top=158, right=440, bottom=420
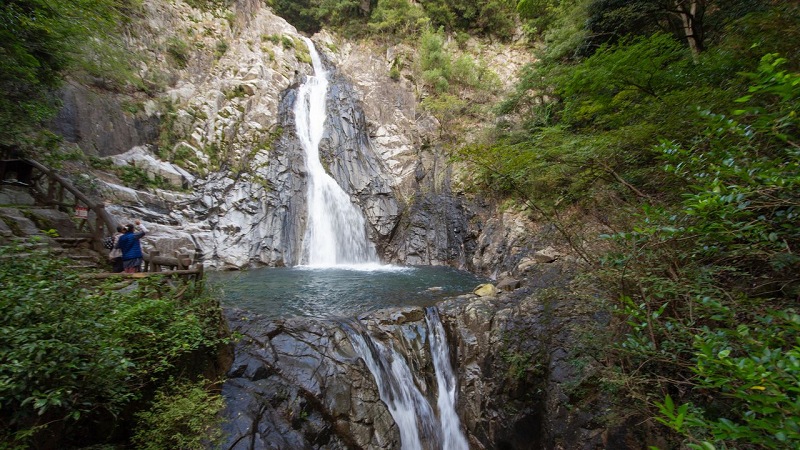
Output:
left=0, top=243, right=229, bottom=449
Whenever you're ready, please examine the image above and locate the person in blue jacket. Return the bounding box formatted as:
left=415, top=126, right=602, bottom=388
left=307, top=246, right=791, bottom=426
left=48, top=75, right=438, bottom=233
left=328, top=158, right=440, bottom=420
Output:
left=117, top=219, right=148, bottom=273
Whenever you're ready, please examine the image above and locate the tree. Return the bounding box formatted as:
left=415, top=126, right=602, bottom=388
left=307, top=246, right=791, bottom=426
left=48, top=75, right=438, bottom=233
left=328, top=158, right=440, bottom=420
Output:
left=368, top=0, right=430, bottom=38
left=584, top=0, right=763, bottom=60
left=0, top=0, right=132, bottom=153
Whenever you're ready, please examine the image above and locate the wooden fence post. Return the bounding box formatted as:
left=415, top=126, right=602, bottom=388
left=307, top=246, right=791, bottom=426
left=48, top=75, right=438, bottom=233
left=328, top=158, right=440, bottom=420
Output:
left=150, top=251, right=160, bottom=272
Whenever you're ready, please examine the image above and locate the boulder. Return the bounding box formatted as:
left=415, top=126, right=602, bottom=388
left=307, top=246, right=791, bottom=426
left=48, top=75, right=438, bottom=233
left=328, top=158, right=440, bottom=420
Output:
left=497, top=277, right=521, bottom=292
left=0, top=186, right=35, bottom=206
left=473, top=283, right=499, bottom=297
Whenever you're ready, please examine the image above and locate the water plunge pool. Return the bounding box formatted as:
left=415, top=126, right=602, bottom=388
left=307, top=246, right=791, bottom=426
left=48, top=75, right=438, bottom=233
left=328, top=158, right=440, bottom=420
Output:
left=208, top=265, right=487, bottom=320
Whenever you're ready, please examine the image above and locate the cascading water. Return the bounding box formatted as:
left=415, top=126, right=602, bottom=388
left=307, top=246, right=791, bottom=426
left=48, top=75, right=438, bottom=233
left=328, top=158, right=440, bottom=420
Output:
left=294, top=37, right=379, bottom=266
left=427, top=308, right=469, bottom=450
left=346, top=307, right=469, bottom=450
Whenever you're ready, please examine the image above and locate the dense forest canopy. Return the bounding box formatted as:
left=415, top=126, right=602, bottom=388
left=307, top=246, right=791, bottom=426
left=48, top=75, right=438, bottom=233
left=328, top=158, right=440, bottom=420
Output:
left=1, top=0, right=798, bottom=448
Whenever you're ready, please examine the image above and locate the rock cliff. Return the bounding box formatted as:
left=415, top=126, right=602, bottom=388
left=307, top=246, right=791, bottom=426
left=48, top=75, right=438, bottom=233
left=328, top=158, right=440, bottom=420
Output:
left=48, top=0, right=537, bottom=274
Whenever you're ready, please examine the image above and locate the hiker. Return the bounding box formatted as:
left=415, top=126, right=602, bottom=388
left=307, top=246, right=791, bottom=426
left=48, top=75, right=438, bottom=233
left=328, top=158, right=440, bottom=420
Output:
left=109, top=225, right=125, bottom=273
left=117, top=219, right=148, bottom=273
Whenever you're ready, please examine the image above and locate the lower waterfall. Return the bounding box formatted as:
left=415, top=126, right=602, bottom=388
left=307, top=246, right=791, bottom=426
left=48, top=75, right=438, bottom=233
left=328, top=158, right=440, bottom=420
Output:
left=346, top=307, right=469, bottom=450
left=427, top=308, right=469, bottom=450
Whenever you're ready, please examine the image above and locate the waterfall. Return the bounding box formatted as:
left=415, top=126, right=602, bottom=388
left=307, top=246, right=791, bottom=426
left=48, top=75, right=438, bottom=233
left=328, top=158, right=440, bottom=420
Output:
left=294, top=37, right=379, bottom=266
left=346, top=308, right=469, bottom=450
left=426, top=308, right=469, bottom=450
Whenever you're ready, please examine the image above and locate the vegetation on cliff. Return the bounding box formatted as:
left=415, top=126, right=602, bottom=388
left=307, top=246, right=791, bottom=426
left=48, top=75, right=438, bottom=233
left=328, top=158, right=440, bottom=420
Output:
left=0, top=0, right=140, bottom=155
left=454, top=2, right=800, bottom=449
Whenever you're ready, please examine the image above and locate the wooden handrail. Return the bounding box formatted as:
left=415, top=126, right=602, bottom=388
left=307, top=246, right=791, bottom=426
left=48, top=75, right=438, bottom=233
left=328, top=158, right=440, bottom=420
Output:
left=142, top=251, right=192, bottom=267
left=24, top=159, right=117, bottom=241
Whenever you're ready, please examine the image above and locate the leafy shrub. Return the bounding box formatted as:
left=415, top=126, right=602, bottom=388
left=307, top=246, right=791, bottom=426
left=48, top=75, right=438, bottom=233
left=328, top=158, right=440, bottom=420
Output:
left=369, top=0, right=430, bottom=38
left=0, top=246, right=228, bottom=448
left=133, top=378, right=225, bottom=450
left=0, top=249, right=132, bottom=446
left=214, top=39, right=229, bottom=58
left=183, top=0, right=231, bottom=11
left=166, top=37, right=191, bottom=68
left=117, top=164, right=168, bottom=189
left=280, top=35, right=295, bottom=49
left=607, top=54, right=800, bottom=449
left=0, top=0, right=132, bottom=152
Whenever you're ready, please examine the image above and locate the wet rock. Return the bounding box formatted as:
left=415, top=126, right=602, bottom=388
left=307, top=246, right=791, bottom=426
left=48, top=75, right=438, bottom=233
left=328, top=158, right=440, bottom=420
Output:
left=220, top=309, right=401, bottom=450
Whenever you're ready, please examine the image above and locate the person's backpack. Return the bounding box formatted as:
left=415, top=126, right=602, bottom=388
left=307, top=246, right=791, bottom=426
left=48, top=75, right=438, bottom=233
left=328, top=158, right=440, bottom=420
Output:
left=102, top=236, right=115, bottom=250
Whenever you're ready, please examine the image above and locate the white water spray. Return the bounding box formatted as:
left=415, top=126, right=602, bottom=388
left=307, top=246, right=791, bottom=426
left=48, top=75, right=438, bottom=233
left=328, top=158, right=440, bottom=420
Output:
left=427, top=308, right=469, bottom=450
left=294, top=37, right=379, bottom=266
left=347, top=308, right=469, bottom=450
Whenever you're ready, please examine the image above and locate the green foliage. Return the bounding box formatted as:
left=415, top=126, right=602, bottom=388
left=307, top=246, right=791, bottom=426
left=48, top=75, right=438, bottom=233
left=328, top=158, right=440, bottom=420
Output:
left=0, top=246, right=227, bottom=448
left=419, top=28, right=451, bottom=92
left=421, top=93, right=468, bottom=141
left=117, top=164, right=169, bottom=190
left=166, top=37, right=191, bottom=68
left=315, top=0, right=366, bottom=33
left=183, top=0, right=232, bottom=12
left=558, top=33, right=692, bottom=129
left=132, top=378, right=225, bottom=450
left=0, top=250, right=132, bottom=443
left=605, top=55, right=800, bottom=449
left=516, top=0, right=560, bottom=36
left=369, top=0, right=430, bottom=38
left=270, top=0, right=324, bottom=34
left=450, top=55, right=480, bottom=88
left=419, top=0, right=517, bottom=40
left=293, top=37, right=312, bottom=65
left=446, top=2, right=800, bottom=448
left=473, top=32, right=753, bottom=212
left=0, top=0, right=137, bottom=152
left=214, top=39, right=229, bottom=59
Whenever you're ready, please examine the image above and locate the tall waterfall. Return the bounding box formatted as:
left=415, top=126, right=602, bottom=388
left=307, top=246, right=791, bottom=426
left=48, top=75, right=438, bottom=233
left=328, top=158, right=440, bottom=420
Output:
left=294, top=37, right=379, bottom=266
left=346, top=308, right=469, bottom=450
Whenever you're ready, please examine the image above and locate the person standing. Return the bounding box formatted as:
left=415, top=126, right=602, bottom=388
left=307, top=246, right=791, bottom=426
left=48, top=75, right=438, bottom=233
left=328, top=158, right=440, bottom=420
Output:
left=109, top=225, right=125, bottom=273
left=117, top=219, right=148, bottom=273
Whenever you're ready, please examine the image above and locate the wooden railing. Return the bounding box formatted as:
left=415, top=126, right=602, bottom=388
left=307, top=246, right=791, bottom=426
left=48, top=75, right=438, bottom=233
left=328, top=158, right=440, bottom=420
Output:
left=7, top=158, right=206, bottom=286
left=82, top=248, right=204, bottom=287
left=23, top=159, right=117, bottom=252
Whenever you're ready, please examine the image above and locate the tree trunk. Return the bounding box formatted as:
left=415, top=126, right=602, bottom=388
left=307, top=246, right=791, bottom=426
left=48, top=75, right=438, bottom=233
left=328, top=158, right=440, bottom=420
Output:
left=674, top=0, right=705, bottom=61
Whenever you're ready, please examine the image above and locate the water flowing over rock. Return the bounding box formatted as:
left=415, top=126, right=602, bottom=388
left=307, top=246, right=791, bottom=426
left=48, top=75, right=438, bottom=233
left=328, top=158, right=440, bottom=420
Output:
left=220, top=268, right=648, bottom=450
left=221, top=306, right=467, bottom=450
left=48, top=0, right=539, bottom=272
left=295, top=37, right=381, bottom=266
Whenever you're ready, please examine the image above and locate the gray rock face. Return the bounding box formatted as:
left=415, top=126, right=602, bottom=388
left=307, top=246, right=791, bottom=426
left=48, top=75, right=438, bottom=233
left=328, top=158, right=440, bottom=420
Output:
left=387, top=192, right=476, bottom=267
left=221, top=310, right=403, bottom=450
left=50, top=81, right=160, bottom=157
left=321, top=63, right=400, bottom=246
left=45, top=0, right=535, bottom=273
left=220, top=264, right=647, bottom=450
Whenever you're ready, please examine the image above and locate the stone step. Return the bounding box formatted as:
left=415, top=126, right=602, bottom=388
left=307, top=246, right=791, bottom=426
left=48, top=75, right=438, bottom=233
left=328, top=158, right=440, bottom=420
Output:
left=53, top=237, right=92, bottom=248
